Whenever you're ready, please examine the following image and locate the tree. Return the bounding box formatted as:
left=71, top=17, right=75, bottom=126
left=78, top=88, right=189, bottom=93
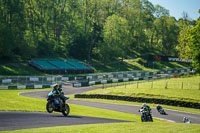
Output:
left=99, top=14, right=131, bottom=63
left=153, top=16, right=179, bottom=55
left=177, top=16, right=200, bottom=72
left=188, top=20, right=200, bottom=72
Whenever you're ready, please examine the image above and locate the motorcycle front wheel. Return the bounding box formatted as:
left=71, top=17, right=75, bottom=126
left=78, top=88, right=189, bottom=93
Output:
left=46, top=101, right=54, bottom=113
left=62, top=103, right=70, bottom=117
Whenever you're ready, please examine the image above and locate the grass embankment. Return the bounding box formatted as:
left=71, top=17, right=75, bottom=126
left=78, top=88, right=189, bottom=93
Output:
left=0, top=64, right=44, bottom=76
left=92, top=58, right=190, bottom=73
left=0, top=58, right=190, bottom=75
left=83, top=76, right=200, bottom=103
left=3, top=122, right=200, bottom=133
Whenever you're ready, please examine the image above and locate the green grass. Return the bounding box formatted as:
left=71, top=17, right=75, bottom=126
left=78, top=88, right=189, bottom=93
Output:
left=83, top=76, right=200, bottom=103
left=0, top=58, right=191, bottom=75
left=91, top=58, right=190, bottom=73
left=0, top=89, right=140, bottom=122
left=1, top=89, right=200, bottom=133
left=0, top=64, right=44, bottom=75
left=2, top=122, right=200, bottom=133
left=2, top=123, right=200, bottom=133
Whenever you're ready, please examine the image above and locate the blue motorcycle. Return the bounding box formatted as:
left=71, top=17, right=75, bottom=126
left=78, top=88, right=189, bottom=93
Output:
left=46, top=90, right=70, bottom=116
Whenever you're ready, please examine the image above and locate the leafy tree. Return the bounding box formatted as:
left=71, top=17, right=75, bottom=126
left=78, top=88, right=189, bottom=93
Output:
left=177, top=11, right=200, bottom=72
left=188, top=20, right=200, bottom=72
left=154, top=16, right=179, bottom=55
left=99, top=14, right=131, bottom=63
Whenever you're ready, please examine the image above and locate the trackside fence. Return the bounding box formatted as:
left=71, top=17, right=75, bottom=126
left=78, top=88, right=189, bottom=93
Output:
left=0, top=67, right=196, bottom=89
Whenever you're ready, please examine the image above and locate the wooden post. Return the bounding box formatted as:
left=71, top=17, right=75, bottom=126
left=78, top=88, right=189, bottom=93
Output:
left=165, top=81, right=168, bottom=89
left=199, top=83, right=200, bottom=90
left=181, top=82, right=183, bottom=89
left=137, top=82, right=138, bottom=88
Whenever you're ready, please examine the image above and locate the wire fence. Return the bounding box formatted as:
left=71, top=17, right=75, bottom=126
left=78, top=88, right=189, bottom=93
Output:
left=0, top=76, right=66, bottom=86
left=99, top=76, right=200, bottom=90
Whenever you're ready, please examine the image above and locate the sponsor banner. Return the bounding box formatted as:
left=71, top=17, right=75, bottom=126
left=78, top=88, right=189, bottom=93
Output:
left=108, top=75, right=113, bottom=78
left=134, top=77, right=139, bottom=80
left=86, top=76, right=93, bottom=80
left=97, top=76, right=103, bottom=79
left=118, top=74, right=123, bottom=78
left=73, top=83, right=82, bottom=87
left=174, top=70, right=178, bottom=73
left=34, top=85, right=43, bottom=89
left=136, top=73, right=141, bottom=77
left=89, top=81, right=96, bottom=85
left=153, top=72, right=157, bottom=75
left=148, top=55, right=192, bottom=62
left=168, top=71, right=171, bottom=74
left=17, top=85, right=26, bottom=89
left=112, top=79, right=118, bottom=83
left=30, top=77, right=39, bottom=81
left=145, top=72, right=150, bottom=76
left=2, top=79, right=12, bottom=83
left=47, top=77, right=55, bottom=81
left=123, top=78, right=129, bottom=82
left=181, top=70, right=185, bottom=72
left=160, top=71, right=164, bottom=74
left=61, top=77, right=69, bottom=81
left=168, top=57, right=192, bottom=63
left=101, top=80, right=107, bottom=84
left=0, top=86, right=8, bottom=89
left=161, top=75, right=167, bottom=78
left=127, top=74, right=133, bottom=78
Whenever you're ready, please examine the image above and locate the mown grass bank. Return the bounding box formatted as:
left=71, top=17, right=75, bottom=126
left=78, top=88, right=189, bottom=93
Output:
left=0, top=58, right=190, bottom=75
left=0, top=89, right=140, bottom=122
left=83, top=76, right=200, bottom=103
left=3, top=122, right=200, bottom=133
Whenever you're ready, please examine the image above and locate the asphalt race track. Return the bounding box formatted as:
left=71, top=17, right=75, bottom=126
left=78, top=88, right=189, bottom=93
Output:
left=2, top=83, right=200, bottom=131
left=0, top=111, right=130, bottom=131
left=20, top=84, right=200, bottom=124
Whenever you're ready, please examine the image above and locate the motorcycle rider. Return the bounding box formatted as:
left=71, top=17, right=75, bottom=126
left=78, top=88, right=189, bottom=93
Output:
left=183, top=117, right=191, bottom=123
left=141, top=103, right=152, bottom=121
left=51, top=83, right=68, bottom=111
left=156, top=104, right=163, bottom=112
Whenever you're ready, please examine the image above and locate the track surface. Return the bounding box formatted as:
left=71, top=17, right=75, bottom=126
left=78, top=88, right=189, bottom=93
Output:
left=0, top=111, right=129, bottom=131
left=21, top=84, right=200, bottom=124
left=2, top=83, right=200, bottom=131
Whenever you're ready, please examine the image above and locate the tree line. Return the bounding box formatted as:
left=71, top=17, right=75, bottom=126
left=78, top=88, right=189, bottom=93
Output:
left=0, top=0, right=199, bottom=70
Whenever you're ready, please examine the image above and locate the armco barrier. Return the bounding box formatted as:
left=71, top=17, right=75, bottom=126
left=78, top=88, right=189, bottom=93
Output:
left=1, top=85, right=52, bottom=89
left=75, top=94, right=200, bottom=109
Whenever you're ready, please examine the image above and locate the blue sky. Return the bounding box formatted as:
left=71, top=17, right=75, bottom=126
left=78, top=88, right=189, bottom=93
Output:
left=148, top=0, right=200, bottom=20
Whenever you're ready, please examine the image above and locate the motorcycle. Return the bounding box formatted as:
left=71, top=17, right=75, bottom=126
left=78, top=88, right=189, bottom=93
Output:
left=157, top=108, right=167, bottom=115
left=46, top=90, right=70, bottom=116
left=183, top=117, right=191, bottom=124
left=139, top=109, right=153, bottom=122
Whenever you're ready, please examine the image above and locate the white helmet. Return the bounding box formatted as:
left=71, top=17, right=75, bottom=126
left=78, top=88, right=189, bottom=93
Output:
left=142, top=103, right=146, bottom=107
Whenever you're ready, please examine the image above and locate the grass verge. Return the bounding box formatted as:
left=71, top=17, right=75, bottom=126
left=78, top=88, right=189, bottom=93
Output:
left=0, top=89, right=140, bottom=122
left=2, top=122, right=200, bottom=133
left=83, top=76, right=200, bottom=103
left=1, top=89, right=200, bottom=133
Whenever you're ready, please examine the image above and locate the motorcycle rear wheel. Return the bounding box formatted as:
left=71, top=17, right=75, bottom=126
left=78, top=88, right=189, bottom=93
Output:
left=62, top=103, right=70, bottom=117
